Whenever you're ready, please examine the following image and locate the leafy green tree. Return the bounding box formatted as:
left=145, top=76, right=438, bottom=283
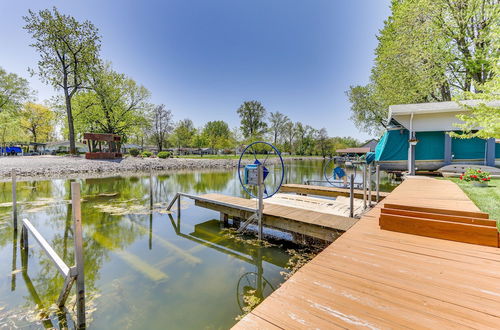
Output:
left=346, top=84, right=386, bottom=135
left=202, top=120, right=231, bottom=152
left=148, top=104, right=173, bottom=151
left=24, top=7, right=101, bottom=154
left=73, top=64, right=149, bottom=138
left=171, top=119, right=196, bottom=148
left=237, top=101, right=267, bottom=140
left=283, top=121, right=297, bottom=154
left=347, top=0, right=499, bottom=135
left=315, top=128, right=331, bottom=158
left=20, top=102, right=55, bottom=146
left=0, top=67, right=31, bottom=113
left=192, top=129, right=208, bottom=156
left=268, top=111, right=289, bottom=145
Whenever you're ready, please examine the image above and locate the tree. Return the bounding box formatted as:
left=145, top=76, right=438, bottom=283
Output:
left=315, top=128, right=331, bottom=158
left=0, top=67, right=31, bottom=113
left=24, top=7, right=101, bottom=154
left=268, top=111, right=289, bottom=145
left=202, top=120, right=231, bottom=152
left=0, top=113, right=24, bottom=154
left=347, top=0, right=499, bottom=134
left=283, top=121, right=297, bottom=154
left=73, top=64, right=150, bottom=138
left=171, top=119, right=196, bottom=148
left=237, top=101, right=267, bottom=139
left=20, top=102, right=55, bottom=147
left=149, top=104, right=173, bottom=151
left=346, top=84, right=386, bottom=135
left=192, top=129, right=208, bottom=156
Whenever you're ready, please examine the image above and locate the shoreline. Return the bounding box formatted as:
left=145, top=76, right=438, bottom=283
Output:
left=0, top=155, right=322, bottom=181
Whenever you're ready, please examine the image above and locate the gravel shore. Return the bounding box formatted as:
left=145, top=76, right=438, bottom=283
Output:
left=0, top=155, right=317, bottom=181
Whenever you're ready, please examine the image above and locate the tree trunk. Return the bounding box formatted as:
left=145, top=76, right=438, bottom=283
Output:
left=64, top=90, right=77, bottom=155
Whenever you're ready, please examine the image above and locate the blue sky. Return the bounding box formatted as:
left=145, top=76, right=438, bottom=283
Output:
left=0, top=0, right=390, bottom=140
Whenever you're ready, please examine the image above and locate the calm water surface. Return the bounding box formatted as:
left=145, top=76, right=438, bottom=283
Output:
left=0, top=159, right=397, bottom=329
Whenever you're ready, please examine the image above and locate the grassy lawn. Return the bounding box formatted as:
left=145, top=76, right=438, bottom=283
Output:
left=447, top=178, right=500, bottom=221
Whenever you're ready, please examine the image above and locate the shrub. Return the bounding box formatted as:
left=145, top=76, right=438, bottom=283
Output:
left=129, top=148, right=140, bottom=157
left=141, top=151, right=153, bottom=158
left=460, top=168, right=491, bottom=183
left=157, top=151, right=171, bottom=159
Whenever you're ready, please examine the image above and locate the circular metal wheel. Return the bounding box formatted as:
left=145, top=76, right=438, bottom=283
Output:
left=236, top=271, right=275, bottom=312
left=323, top=157, right=358, bottom=187
left=238, top=141, right=285, bottom=199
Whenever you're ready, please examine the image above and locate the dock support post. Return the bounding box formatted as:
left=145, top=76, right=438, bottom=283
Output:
left=149, top=164, right=153, bottom=210
left=71, top=182, right=86, bottom=329
left=220, top=212, right=229, bottom=228
left=257, top=165, right=264, bottom=240
left=12, top=170, right=17, bottom=230
left=376, top=164, right=380, bottom=203
left=349, top=174, right=354, bottom=218
left=362, top=164, right=367, bottom=209
left=177, top=194, right=181, bottom=218
left=368, top=164, right=372, bottom=207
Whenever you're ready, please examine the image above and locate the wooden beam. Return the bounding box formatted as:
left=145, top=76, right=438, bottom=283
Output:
left=379, top=213, right=499, bottom=247
left=280, top=184, right=389, bottom=201
left=383, top=203, right=489, bottom=219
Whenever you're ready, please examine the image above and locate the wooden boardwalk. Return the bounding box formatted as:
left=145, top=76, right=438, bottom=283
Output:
left=233, top=177, right=500, bottom=329
left=280, top=183, right=390, bottom=201
left=194, top=193, right=359, bottom=242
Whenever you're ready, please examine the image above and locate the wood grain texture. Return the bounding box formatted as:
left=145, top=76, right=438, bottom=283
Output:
left=233, top=177, right=500, bottom=330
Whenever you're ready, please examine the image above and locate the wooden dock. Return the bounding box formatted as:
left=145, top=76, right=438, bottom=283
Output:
left=193, top=193, right=359, bottom=242
left=233, top=177, right=500, bottom=329
left=280, top=183, right=390, bottom=201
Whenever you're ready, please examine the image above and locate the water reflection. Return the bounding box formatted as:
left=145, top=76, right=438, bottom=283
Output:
left=0, top=160, right=398, bottom=329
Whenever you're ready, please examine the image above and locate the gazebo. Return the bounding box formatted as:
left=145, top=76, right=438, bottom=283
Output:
left=83, top=133, right=122, bottom=159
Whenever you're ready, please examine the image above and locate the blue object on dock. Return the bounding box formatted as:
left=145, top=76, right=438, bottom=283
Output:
left=333, top=167, right=346, bottom=180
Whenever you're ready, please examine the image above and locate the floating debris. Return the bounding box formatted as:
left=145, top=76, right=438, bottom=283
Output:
left=235, top=289, right=261, bottom=321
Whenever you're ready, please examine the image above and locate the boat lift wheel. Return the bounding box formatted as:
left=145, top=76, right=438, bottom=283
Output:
left=237, top=141, right=285, bottom=199
left=323, top=157, right=358, bottom=187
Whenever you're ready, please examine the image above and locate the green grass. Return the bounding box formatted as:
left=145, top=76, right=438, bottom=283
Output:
left=447, top=178, right=500, bottom=221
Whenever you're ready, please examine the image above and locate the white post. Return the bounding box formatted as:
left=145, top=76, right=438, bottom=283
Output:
left=368, top=164, right=372, bottom=207
left=349, top=174, right=354, bottom=218
left=376, top=164, right=380, bottom=203
left=257, top=165, right=264, bottom=240
left=12, top=170, right=17, bottom=229
left=362, top=164, right=367, bottom=209
left=71, top=182, right=86, bottom=329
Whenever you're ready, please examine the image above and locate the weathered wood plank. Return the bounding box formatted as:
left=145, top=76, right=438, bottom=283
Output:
left=232, top=177, right=500, bottom=329
left=280, top=183, right=389, bottom=201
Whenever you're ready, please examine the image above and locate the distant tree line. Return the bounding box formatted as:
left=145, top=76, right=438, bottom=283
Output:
left=0, top=7, right=363, bottom=155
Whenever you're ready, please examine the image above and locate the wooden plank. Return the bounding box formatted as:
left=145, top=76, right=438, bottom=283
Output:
left=380, top=213, right=499, bottom=247
left=232, top=177, right=500, bottom=329
left=383, top=203, right=489, bottom=219
left=71, top=182, right=86, bottom=328
left=280, top=183, right=389, bottom=201
left=381, top=207, right=497, bottom=227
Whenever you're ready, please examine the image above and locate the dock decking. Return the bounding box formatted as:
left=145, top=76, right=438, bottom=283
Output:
left=194, top=193, right=359, bottom=242
left=234, top=177, right=500, bottom=329
left=280, top=183, right=390, bottom=201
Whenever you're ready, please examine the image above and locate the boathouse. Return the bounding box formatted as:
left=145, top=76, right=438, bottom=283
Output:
left=375, top=100, right=500, bottom=174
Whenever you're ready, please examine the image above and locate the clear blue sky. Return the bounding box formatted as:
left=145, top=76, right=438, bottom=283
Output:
left=0, top=0, right=390, bottom=141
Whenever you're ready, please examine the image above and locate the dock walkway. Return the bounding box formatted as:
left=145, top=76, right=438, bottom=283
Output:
left=234, top=177, right=500, bottom=329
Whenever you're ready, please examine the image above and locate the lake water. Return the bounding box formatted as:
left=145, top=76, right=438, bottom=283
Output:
left=0, top=159, right=398, bottom=329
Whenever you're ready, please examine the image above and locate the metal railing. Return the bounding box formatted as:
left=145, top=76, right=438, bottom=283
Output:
left=20, top=182, right=86, bottom=329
